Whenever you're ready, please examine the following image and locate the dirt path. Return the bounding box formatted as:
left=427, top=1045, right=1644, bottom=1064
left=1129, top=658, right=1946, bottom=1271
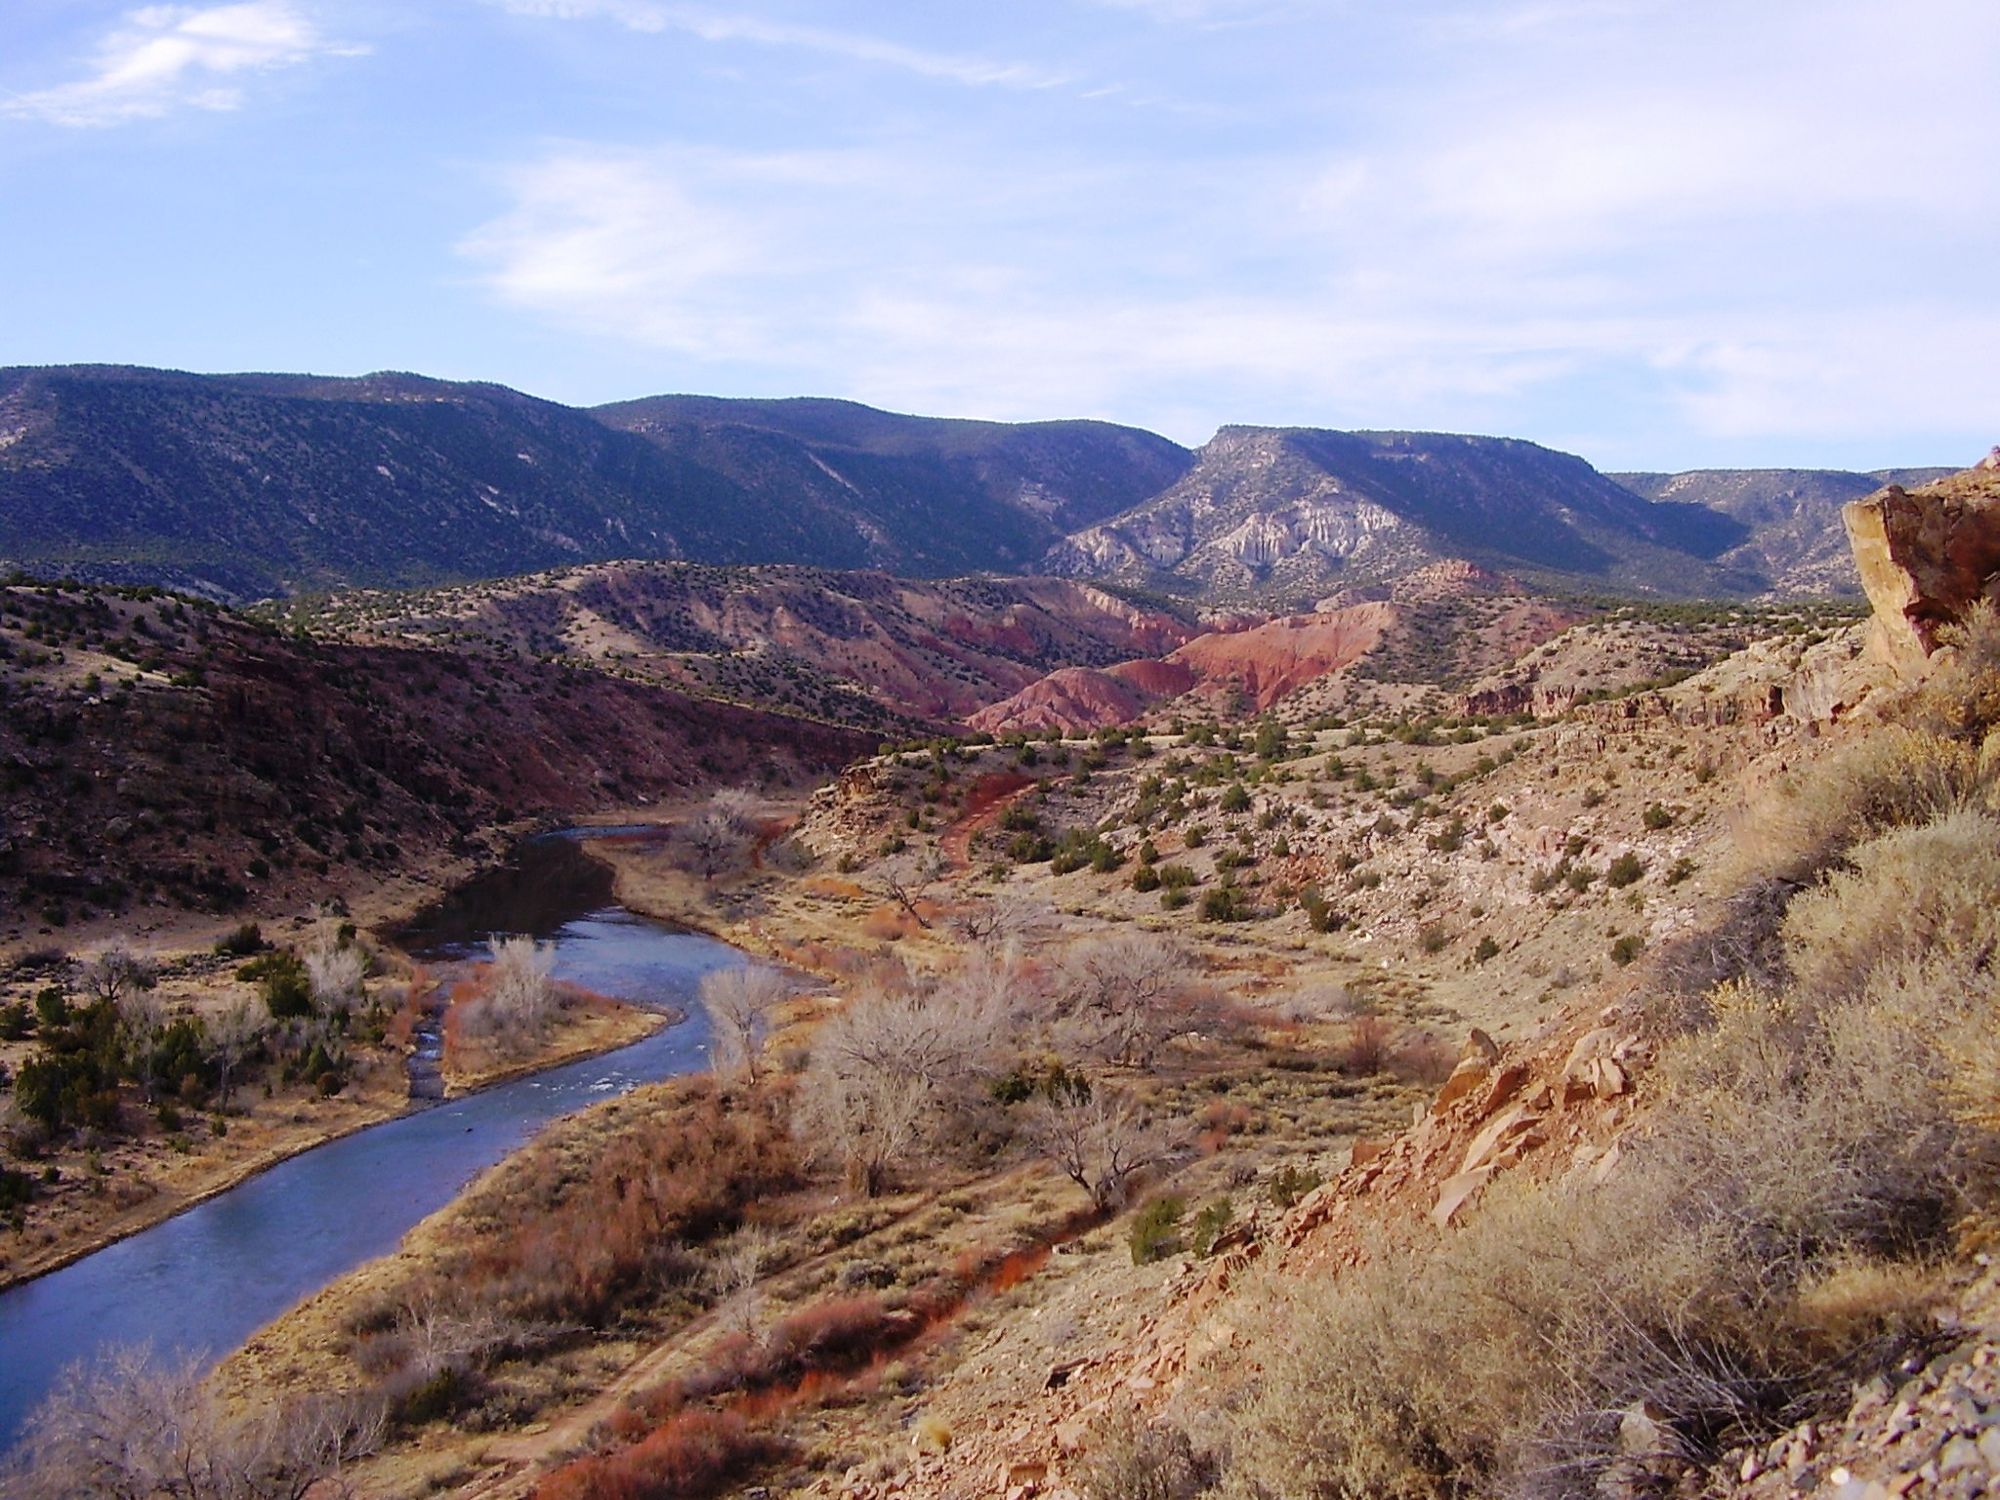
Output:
left=939, top=772, right=1034, bottom=871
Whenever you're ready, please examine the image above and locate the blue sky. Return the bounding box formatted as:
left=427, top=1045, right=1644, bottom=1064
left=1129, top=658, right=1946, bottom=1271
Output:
left=3, top=0, right=1995, bottom=470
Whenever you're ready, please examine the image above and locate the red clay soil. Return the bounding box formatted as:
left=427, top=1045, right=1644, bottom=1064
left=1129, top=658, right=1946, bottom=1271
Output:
left=966, top=601, right=1395, bottom=733
left=939, top=772, right=1036, bottom=870
left=1164, top=602, right=1394, bottom=710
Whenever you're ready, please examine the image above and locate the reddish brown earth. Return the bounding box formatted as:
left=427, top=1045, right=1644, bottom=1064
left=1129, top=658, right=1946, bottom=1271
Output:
left=0, top=584, right=872, bottom=953
left=968, top=602, right=1394, bottom=732
left=300, top=563, right=1200, bottom=733
left=938, top=771, right=1037, bottom=869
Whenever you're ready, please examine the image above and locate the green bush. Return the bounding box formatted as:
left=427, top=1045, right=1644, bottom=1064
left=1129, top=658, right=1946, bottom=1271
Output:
left=1130, top=1195, right=1185, bottom=1265
left=1606, top=852, right=1646, bottom=888
left=1190, top=1197, right=1234, bottom=1258
left=1267, top=1163, right=1322, bottom=1209
left=1201, top=886, right=1250, bottom=923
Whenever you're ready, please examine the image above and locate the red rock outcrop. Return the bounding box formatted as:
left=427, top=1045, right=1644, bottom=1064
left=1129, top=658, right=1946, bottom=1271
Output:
left=966, top=602, right=1395, bottom=732
left=1843, top=468, right=2000, bottom=677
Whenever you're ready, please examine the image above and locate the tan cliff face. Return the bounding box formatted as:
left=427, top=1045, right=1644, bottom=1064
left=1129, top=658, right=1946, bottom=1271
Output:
left=1843, top=467, right=2000, bottom=677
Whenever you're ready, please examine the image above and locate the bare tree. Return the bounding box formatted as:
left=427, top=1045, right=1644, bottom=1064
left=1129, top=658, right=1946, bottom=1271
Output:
left=1046, top=932, right=1207, bottom=1069
left=683, top=788, right=759, bottom=884
left=946, top=897, right=1050, bottom=954
left=114, top=986, right=168, bottom=1106
left=210, top=996, right=265, bottom=1108
left=1029, top=1081, right=1171, bottom=1211
left=77, top=945, right=156, bottom=1010
left=5, top=1344, right=382, bottom=1500
left=305, top=946, right=365, bottom=1014
left=460, top=934, right=558, bottom=1055
left=698, top=966, right=791, bottom=1082
left=878, top=847, right=944, bottom=929
left=703, top=1225, right=778, bottom=1338
left=793, top=974, right=1005, bottom=1194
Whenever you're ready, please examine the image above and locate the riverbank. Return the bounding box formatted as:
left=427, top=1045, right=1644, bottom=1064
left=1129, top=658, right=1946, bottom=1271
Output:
left=576, top=799, right=964, bottom=989
left=0, top=824, right=689, bottom=1294
left=0, top=991, right=676, bottom=1295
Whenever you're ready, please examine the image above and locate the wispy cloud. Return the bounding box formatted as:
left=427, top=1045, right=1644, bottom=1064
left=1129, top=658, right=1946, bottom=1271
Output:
left=3, top=2, right=364, bottom=128
left=492, top=1, right=1071, bottom=89
left=456, top=1, right=2000, bottom=461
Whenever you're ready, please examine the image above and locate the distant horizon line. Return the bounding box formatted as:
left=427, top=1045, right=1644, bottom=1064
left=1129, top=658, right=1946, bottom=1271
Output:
left=0, top=358, right=1967, bottom=479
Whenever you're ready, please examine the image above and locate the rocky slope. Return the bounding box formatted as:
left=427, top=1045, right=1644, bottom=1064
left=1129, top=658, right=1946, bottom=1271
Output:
left=0, top=581, right=871, bottom=951
left=1046, top=427, right=1764, bottom=604
left=282, top=563, right=1198, bottom=734
left=1, top=364, right=1961, bottom=612
left=593, top=394, right=1190, bottom=545
left=0, top=368, right=1188, bottom=601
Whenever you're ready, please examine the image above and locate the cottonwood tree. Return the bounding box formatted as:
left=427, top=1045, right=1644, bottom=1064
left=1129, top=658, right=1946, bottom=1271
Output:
left=698, top=966, right=790, bottom=1082
left=77, top=945, right=155, bottom=1010
left=462, top=934, right=557, bottom=1054
left=1028, top=1079, right=1171, bottom=1211
left=1047, top=932, right=1210, bottom=1069
left=683, top=787, right=760, bottom=884
left=113, top=986, right=168, bottom=1106
left=210, top=996, right=265, bottom=1108
left=6, top=1344, right=383, bottom=1500
left=305, top=946, right=365, bottom=1014
left=794, top=973, right=1007, bottom=1194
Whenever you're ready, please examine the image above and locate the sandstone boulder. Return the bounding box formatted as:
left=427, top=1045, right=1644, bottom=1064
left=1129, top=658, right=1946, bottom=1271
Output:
left=1843, top=472, right=2000, bottom=678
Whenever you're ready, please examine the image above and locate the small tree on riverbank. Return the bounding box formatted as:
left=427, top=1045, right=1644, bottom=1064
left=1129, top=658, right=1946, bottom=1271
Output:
left=698, top=967, right=790, bottom=1083
left=459, top=934, right=558, bottom=1056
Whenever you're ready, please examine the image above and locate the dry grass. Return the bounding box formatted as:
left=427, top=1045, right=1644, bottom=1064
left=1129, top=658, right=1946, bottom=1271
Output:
left=1781, top=809, right=2000, bottom=1001
left=1226, top=659, right=2000, bottom=1499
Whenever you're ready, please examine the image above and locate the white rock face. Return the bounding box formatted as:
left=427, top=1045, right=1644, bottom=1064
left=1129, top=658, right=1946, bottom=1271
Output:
left=1214, top=497, right=1405, bottom=567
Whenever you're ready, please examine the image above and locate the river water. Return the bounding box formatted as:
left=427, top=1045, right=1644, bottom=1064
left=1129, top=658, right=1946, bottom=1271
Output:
left=0, top=830, right=743, bottom=1450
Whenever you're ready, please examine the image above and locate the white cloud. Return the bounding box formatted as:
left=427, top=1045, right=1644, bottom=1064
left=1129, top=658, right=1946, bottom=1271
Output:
left=3, top=2, right=364, bottom=128
left=457, top=2, right=2000, bottom=461
left=492, top=1, right=1071, bottom=89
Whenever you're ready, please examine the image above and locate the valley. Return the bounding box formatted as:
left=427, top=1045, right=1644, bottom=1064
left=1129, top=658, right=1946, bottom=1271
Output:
left=2, top=421, right=1997, bottom=1500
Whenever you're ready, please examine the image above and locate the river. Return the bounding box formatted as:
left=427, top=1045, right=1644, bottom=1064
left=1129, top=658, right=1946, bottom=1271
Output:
left=0, top=830, right=744, bottom=1450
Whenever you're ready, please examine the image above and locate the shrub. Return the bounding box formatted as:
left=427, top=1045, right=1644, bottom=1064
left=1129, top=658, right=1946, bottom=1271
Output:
left=1079, top=1411, right=1217, bottom=1500
left=535, top=1408, right=782, bottom=1500
left=1189, top=1197, right=1234, bottom=1257
left=1131, top=865, right=1162, bottom=893
left=1129, top=1195, right=1185, bottom=1265
left=1642, top=802, right=1676, bottom=830
left=1609, top=934, right=1644, bottom=966
left=1605, top=852, right=1646, bottom=888
left=1472, top=936, right=1500, bottom=964
left=1739, top=725, right=1979, bottom=886
left=1782, top=810, right=2000, bottom=1002
left=1200, top=886, right=1250, bottom=923
left=1417, top=922, right=1449, bottom=955
left=1267, top=1163, right=1322, bottom=1209
left=239, top=952, right=312, bottom=1020
left=1339, top=1016, right=1390, bottom=1076
left=212, top=923, right=266, bottom=957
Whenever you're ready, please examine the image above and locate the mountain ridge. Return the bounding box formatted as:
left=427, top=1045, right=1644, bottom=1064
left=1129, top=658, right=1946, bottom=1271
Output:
left=0, top=363, right=1954, bottom=607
